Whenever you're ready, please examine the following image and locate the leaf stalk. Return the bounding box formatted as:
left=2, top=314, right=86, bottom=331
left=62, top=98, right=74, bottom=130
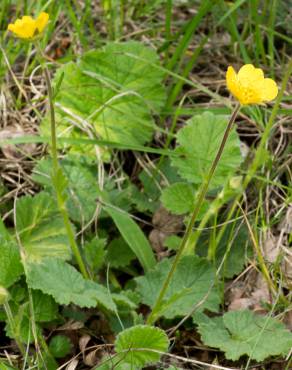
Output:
left=36, top=43, right=89, bottom=280
left=147, top=104, right=241, bottom=325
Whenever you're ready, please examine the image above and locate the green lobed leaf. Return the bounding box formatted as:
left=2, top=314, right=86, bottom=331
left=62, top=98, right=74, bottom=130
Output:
left=5, top=304, right=42, bottom=344
left=49, top=335, right=73, bottom=358
left=197, top=310, right=292, bottom=361
left=136, top=255, right=220, bottom=320
left=5, top=289, right=58, bottom=344
left=105, top=206, right=156, bottom=272
left=0, top=231, right=23, bottom=288
left=115, top=325, right=169, bottom=368
left=172, top=112, right=242, bottom=190
left=25, top=257, right=115, bottom=311
left=107, top=238, right=136, bottom=268
left=161, top=182, right=194, bottom=215
left=197, top=221, right=252, bottom=278
left=41, top=42, right=166, bottom=151
left=16, top=192, right=71, bottom=262
left=33, top=156, right=100, bottom=223
left=84, top=237, right=106, bottom=272
left=164, top=235, right=182, bottom=250
left=28, top=290, right=58, bottom=322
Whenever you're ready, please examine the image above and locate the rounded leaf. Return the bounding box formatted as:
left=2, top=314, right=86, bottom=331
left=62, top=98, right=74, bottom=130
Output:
left=115, top=325, right=169, bottom=367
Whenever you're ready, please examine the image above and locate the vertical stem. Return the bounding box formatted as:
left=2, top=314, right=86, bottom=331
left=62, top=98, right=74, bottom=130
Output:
left=236, top=201, right=277, bottom=295
left=36, top=43, right=89, bottom=280
left=4, top=301, right=26, bottom=357
left=165, top=0, right=172, bottom=63
left=146, top=104, right=240, bottom=325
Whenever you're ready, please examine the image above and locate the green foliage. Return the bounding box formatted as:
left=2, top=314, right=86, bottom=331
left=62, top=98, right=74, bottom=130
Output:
left=107, top=238, right=136, bottom=268
left=5, top=290, right=58, bottom=344
left=161, top=182, right=209, bottom=218
left=115, top=325, right=169, bottom=368
left=29, top=290, right=59, bottom=322
left=0, top=363, right=17, bottom=370
left=105, top=206, right=156, bottom=271
left=161, top=182, right=194, bottom=215
left=26, top=257, right=115, bottom=310
left=41, top=42, right=166, bottom=150
left=138, top=158, right=182, bottom=212
left=172, top=112, right=242, bottom=189
left=49, top=335, right=72, bottom=358
left=197, top=310, right=292, bottom=361
left=136, top=255, right=220, bottom=320
left=84, top=237, right=106, bottom=272
left=5, top=307, right=42, bottom=344
left=0, top=233, right=23, bottom=288
left=16, top=192, right=71, bottom=261
left=33, top=156, right=100, bottom=223
left=2, top=1, right=291, bottom=367
left=164, top=235, right=182, bottom=250
left=197, top=222, right=252, bottom=278
left=0, top=287, right=9, bottom=305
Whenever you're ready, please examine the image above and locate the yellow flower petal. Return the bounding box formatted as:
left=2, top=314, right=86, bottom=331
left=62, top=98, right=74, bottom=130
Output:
left=10, top=20, right=36, bottom=39
left=226, top=66, right=236, bottom=91
left=7, top=12, right=49, bottom=40
left=7, top=24, right=16, bottom=32
left=226, top=64, right=278, bottom=105
left=238, top=64, right=264, bottom=86
left=35, top=12, right=49, bottom=33
left=260, top=78, right=278, bottom=102
left=226, top=66, right=241, bottom=101
left=22, top=16, right=34, bottom=22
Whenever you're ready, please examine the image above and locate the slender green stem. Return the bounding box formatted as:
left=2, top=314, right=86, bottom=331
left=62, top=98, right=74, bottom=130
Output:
left=36, top=43, right=89, bottom=280
left=146, top=104, right=241, bottom=325
left=164, top=0, right=172, bottom=63
left=236, top=201, right=278, bottom=296
left=4, top=301, right=26, bottom=357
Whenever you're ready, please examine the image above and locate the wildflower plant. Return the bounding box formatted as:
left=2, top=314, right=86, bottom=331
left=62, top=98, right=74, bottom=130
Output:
left=146, top=64, right=278, bottom=325
left=7, top=13, right=89, bottom=279
left=3, top=5, right=292, bottom=369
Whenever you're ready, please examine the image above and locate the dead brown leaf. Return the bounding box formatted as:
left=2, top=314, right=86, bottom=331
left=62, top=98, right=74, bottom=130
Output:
left=0, top=126, right=36, bottom=159
left=64, top=358, right=78, bottom=370
left=149, top=205, right=183, bottom=257
left=227, top=272, right=271, bottom=313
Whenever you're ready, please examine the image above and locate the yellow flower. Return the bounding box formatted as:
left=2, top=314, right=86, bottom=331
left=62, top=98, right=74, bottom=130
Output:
left=7, top=12, right=49, bottom=40
left=226, top=64, right=278, bottom=105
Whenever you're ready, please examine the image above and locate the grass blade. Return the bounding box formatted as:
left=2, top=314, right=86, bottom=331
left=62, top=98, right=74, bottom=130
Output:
left=104, top=206, right=156, bottom=272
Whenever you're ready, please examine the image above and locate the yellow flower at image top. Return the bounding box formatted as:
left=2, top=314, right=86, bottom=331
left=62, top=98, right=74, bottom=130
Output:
left=226, top=64, right=278, bottom=105
left=7, top=12, right=49, bottom=40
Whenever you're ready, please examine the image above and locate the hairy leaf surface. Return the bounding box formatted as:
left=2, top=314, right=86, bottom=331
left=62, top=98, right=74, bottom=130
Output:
left=115, top=325, right=169, bottom=367
left=26, top=257, right=115, bottom=310
left=41, top=42, right=165, bottom=149
left=136, top=255, right=220, bottom=319
left=172, top=112, right=242, bottom=189
left=16, top=192, right=71, bottom=261
left=197, top=310, right=292, bottom=361
left=0, top=233, right=23, bottom=288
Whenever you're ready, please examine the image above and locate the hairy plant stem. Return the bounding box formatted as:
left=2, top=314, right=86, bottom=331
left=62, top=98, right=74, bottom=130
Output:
left=4, top=301, right=26, bottom=357
left=146, top=104, right=240, bottom=325
left=36, top=43, right=89, bottom=279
